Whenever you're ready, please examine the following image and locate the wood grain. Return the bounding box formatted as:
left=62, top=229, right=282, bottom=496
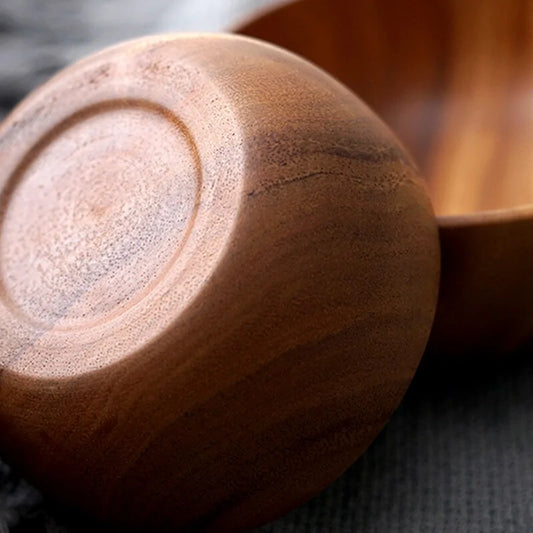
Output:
left=237, top=0, right=533, bottom=357
left=0, top=35, right=439, bottom=530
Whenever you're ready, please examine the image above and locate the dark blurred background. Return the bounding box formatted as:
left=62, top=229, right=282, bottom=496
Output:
left=1, top=1, right=532, bottom=532
left=0, top=0, right=278, bottom=120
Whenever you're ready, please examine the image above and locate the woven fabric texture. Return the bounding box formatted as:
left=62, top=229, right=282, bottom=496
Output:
left=2, top=356, right=532, bottom=532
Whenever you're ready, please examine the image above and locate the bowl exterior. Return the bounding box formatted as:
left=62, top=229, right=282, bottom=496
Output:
left=0, top=35, right=439, bottom=531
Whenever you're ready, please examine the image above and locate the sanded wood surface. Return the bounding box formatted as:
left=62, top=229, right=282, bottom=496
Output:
left=0, top=35, right=439, bottom=531
left=237, top=0, right=533, bottom=357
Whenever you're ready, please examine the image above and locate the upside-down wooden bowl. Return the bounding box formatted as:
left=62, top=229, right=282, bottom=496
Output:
left=0, top=35, right=439, bottom=531
left=237, top=0, right=533, bottom=358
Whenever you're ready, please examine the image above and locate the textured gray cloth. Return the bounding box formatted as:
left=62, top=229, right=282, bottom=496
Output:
left=2, top=356, right=532, bottom=532
left=260, top=356, right=533, bottom=533
left=1, top=1, right=532, bottom=531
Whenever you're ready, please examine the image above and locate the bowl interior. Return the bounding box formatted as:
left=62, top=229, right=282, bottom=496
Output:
left=237, top=0, right=533, bottom=217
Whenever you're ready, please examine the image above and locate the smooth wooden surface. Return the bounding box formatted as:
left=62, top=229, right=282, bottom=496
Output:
left=0, top=35, right=439, bottom=531
left=237, top=0, right=533, bottom=357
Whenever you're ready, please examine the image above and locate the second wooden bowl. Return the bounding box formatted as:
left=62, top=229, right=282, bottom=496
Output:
left=236, top=0, right=533, bottom=358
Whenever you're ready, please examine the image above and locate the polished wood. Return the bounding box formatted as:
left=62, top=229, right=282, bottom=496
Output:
left=237, top=0, right=533, bottom=357
left=0, top=35, right=439, bottom=531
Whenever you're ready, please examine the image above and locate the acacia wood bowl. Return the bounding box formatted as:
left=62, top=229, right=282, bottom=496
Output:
left=0, top=35, right=439, bottom=531
left=236, top=0, right=533, bottom=358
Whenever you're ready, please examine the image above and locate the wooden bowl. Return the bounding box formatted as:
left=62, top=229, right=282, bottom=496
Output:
left=236, top=0, right=533, bottom=358
left=0, top=35, right=439, bottom=531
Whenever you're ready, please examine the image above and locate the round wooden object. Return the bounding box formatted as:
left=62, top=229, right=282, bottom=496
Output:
left=0, top=35, right=439, bottom=531
left=236, top=0, right=533, bottom=357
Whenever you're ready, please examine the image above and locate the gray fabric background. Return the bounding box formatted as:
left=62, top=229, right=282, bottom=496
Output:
left=1, top=1, right=532, bottom=531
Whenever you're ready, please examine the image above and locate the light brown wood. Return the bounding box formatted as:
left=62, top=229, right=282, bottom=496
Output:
left=0, top=35, right=440, bottom=531
left=236, top=0, right=533, bottom=357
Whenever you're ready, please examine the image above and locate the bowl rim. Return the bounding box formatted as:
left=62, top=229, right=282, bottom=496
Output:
left=437, top=203, right=533, bottom=228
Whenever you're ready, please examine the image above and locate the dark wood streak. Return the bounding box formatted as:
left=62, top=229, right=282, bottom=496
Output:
left=237, top=0, right=533, bottom=359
